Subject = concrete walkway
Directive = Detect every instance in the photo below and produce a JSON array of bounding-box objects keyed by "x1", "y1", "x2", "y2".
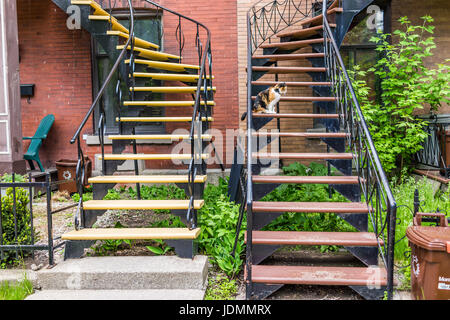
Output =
[{"x1": 25, "y1": 255, "x2": 208, "y2": 300}]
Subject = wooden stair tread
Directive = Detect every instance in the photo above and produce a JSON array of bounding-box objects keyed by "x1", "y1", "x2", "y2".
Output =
[
  {"x1": 83, "y1": 199, "x2": 204, "y2": 210},
  {"x1": 123, "y1": 101, "x2": 215, "y2": 107},
  {"x1": 251, "y1": 96, "x2": 335, "y2": 102},
  {"x1": 260, "y1": 38, "x2": 324, "y2": 50},
  {"x1": 99, "y1": 154, "x2": 209, "y2": 160},
  {"x1": 252, "y1": 132, "x2": 347, "y2": 138},
  {"x1": 130, "y1": 87, "x2": 216, "y2": 93},
  {"x1": 107, "y1": 134, "x2": 212, "y2": 140},
  {"x1": 126, "y1": 59, "x2": 199, "y2": 72},
  {"x1": 249, "y1": 231, "x2": 383, "y2": 246},
  {"x1": 300, "y1": 7, "x2": 344, "y2": 27},
  {"x1": 252, "y1": 66, "x2": 326, "y2": 74},
  {"x1": 252, "y1": 201, "x2": 369, "y2": 213},
  {"x1": 116, "y1": 116, "x2": 213, "y2": 123},
  {"x1": 89, "y1": 175, "x2": 207, "y2": 184},
  {"x1": 252, "y1": 53, "x2": 325, "y2": 61},
  {"x1": 252, "y1": 81, "x2": 331, "y2": 87},
  {"x1": 276, "y1": 24, "x2": 336, "y2": 39},
  {"x1": 253, "y1": 152, "x2": 353, "y2": 160},
  {"x1": 251, "y1": 113, "x2": 339, "y2": 119},
  {"x1": 62, "y1": 228, "x2": 201, "y2": 241},
  {"x1": 249, "y1": 265, "x2": 388, "y2": 286},
  {"x1": 106, "y1": 31, "x2": 159, "y2": 50},
  {"x1": 117, "y1": 45, "x2": 180, "y2": 61},
  {"x1": 252, "y1": 175, "x2": 359, "y2": 184},
  {"x1": 74, "y1": 0, "x2": 130, "y2": 34},
  {"x1": 133, "y1": 72, "x2": 214, "y2": 82}
]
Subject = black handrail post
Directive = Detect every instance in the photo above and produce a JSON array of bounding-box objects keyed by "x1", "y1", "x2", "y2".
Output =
[
  {"x1": 12, "y1": 173, "x2": 18, "y2": 259},
  {"x1": 387, "y1": 204, "x2": 396, "y2": 300},
  {"x1": 45, "y1": 173, "x2": 54, "y2": 266},
  {"x1": 245, "y1": 10, "x2": 254, "y2": 301},
  {"x1": 28, "y1": 172, "x2": 35, "y2": 261}
]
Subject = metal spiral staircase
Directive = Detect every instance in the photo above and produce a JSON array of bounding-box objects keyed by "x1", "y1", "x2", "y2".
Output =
[
  {"x1": 52, "y1": 0, "x2": 214, "y2": 259},
  {"x1": 232, "y1": 0, "x2": 398, "y2": 300}
]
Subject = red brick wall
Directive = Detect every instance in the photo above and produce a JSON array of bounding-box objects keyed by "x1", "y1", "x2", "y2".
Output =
[
  {"x1": 391, "y1": 0, "x2": 450, "y2": 114},
  {"x1": 18, "y1": 0, "x2": 94, "y2": 168},
  {"x1": 18, "y1": 0, "x2": 238, "y2": 170}
]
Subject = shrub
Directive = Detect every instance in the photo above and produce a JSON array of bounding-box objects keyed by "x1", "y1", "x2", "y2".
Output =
[
  {"x1": 352, "y1": 16, "x2": 450, "y2": 178},
  {"x1": 0, "y1": 187, "x2": 33, "y2": 266},
  {"x1": 198, "y1": 178, "x2": 244, "y2": 277}
]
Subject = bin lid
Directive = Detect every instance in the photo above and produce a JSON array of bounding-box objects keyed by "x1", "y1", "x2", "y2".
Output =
[{"x1": 406, "y1": 226, "x2": 450, "y2": 253}]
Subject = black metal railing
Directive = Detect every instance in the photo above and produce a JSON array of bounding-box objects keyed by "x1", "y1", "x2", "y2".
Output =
[
  {"x1": 0, "y1": 174, "x2": 77, "y2": 266},
  {"x1": 415, "y1": 115, "x2": 450, "y2": 178},
  {"x1": 321, "y1": 0, "x2": 397, "y2": 299},
  {"x1": 70, "y1": 0, "x2": 213, "y2": 230},
  {"x1": 248, "y1": 0, "x2": 326, "y2": 54}
]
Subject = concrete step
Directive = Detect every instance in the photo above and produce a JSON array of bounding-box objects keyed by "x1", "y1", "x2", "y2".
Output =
[
  {"x1": 35, "y1": 256, "x2": 208, "y2": 290},
  {"x1": 26, "y1": 289, "x2": 205, "y2": 300}
]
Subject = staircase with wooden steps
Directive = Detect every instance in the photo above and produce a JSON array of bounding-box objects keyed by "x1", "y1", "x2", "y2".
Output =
[
  {"x1": 52, "y1": 0, "x2": 216, "y2": 260},
  {"x1": 230, "y1": 0, "x2": 397, "y2": 300}
]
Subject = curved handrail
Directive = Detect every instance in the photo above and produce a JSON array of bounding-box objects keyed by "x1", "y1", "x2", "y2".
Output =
[
  {"x1": 322, "y1": 3, "x2": 395, "y2": 208},
  {"x1": 247, "y1": 0, "x2": 322, "y2": 54},
  {"x1": 70, "y1": 0, "x2": 135, "y2": 144}
]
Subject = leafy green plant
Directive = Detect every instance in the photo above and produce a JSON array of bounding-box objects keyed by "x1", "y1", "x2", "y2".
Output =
[
  {"x1": 1, "y1": 174, "x2": 28, "y2": 183},
  {"x1": 91, "y1": 222, "x2": 132, "y2": 255},
  {"x1": 103, "y1": 189, "x2": 121, "y2": 200},
  {"x1": 71, "y1": 192, "x2": 93, "y2": 203},
  {"x1": 146, "y1": 239, "x2": 173, "y2": 255},
  {"x1": 167, "y1": 177, "x2": 244, "y2": 277},
  {"x1": 204, "y1": 273, "x2": 238, "y2": 300},
  {"x1": 198, "y1": 185, "x2": 244, "y2": 277},
  {"x1": 352, "y1": 16, "x2": 450, "y2": 178},
  {"x1": 0, "y1": 187, "x2": 34, "y2": 265},
  {"x1": 262, "y1": 162, "x2": 354, "y2": 235}
]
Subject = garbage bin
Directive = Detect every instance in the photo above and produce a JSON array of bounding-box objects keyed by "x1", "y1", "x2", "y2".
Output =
[
  {"x1": 55, "y1": 157, "x2": 92, "y2": 194},
  {"x1": 406, "y1": 212, "x2": 450, "y2": 300}
]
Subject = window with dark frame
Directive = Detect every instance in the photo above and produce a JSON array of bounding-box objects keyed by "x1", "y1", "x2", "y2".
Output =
[
  {"x1": 92, "y1": 9, "x2": 165, "y2": 135},
  {"x1": 312, "y1": 2, "x2": 391, "y2": 129}
]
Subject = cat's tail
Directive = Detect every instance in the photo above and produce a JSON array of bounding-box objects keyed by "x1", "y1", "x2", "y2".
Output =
[{"x1": 240, "y1": 112, "x2": 248, "y2": 121}]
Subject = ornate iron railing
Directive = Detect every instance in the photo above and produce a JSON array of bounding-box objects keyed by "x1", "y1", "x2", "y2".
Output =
[
  {"x1": 0, "y1": 173, "x2": 77, "y2": 266},
  {"x1": 248, "y1": 0, "x2": 325, "y2": 54},
  {"x1": 322, "y1": 0, "x2": 397, "y2": 299}
]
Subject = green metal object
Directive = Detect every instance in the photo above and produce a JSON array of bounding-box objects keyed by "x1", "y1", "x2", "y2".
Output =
[{"x1": 23, "y1": 114, "x2": 55, "y2": 172}]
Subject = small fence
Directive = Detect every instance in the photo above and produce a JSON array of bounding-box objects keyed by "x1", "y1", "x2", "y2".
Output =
[
  {"x1": 0, "y1": 173, "x2": 76, "y2": 266},
  {"x1": 415, "y1": 116, "x2": 450, "y2": 178}
]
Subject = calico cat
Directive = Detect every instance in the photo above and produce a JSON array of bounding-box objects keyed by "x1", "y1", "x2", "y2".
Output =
[{"x1": 241, "y1": 82, "x2": 287, "y2": 121}]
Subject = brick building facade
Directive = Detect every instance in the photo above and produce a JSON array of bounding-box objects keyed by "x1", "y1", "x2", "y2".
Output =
[
  {"x1": 17, "y1": 0, "x2": 238, "y2": 172},
  {"x1": 0, "y1": 0, "x2": 447, "y2": 173}
]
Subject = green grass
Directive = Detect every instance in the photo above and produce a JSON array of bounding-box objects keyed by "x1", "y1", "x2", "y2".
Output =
[
  {"x1": 204, "y1": 272, "x2": 238, "y2": 300},
  {"x1": 0, "y1": 278, "x2": 34, "y2": 300}
]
